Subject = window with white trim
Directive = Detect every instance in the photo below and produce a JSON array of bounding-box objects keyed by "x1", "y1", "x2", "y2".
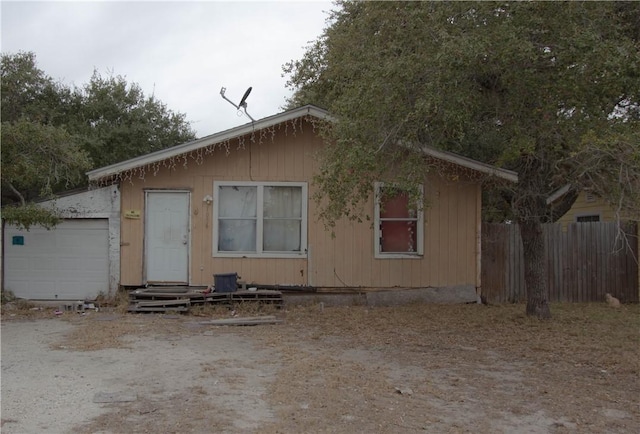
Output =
[
  {"x1": 213, "y1": 182, "x2": 307, "y2": 257},
  {"x1": 374, "y1": 183, "x2": 424, "y2": 258}
]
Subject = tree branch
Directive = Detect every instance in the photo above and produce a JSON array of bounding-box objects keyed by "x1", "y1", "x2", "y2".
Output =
[{"x1": 5, "y1": 181, "x2": 26, "y2": 207}]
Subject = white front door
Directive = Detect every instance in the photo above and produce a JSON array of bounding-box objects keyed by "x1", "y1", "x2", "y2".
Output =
[{"x1": 145, "y1": 191, "x2": 190, "y2": 284}]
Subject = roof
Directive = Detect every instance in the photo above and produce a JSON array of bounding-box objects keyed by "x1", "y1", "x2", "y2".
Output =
[
  {"x1": 546, "y1": 184, "x2": 572, "y2": 205},
  {"x1": 419, "y1": 146, "x2": 517, "y2": 183},
  {"x1": 87, "y1": 105, "x2": 331, "y2": 182},
  {"x1": 87, "y1": 104, "x2": 517, "y2": 183}
]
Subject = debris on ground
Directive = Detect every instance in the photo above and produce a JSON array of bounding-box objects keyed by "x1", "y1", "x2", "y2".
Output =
[
  {"x1": 127, "y1": 287, "x2": 283, "y2": 313},
  {"x1": 195, "y1": 315, "x2": 283, "y2": 326}
]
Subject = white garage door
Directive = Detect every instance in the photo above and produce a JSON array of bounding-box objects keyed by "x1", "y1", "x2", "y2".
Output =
[{"x1": 4, "y1": 219, "x2": 109, "y2": 300}]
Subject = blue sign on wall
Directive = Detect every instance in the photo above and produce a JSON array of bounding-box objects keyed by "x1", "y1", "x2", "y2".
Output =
[{"x1": 12, "y1": 236, "x2": 24, "y2": 246}]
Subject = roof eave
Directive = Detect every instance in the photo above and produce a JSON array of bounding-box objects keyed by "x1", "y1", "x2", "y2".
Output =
[
  {"x1": 420, "y1": 146, "x2": 518, "y2": 183},
  {"x1": 87, "y1": 105, "x2": 330, "y2": 182},
  {"x1": 87, "y1": 103, "x2": 515, "y2": 184},
  {"x1": 546, "y1": 183, "x2": 572, "y2": 205}
]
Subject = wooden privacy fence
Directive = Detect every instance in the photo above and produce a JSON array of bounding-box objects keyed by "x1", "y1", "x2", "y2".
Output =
[{"x1": 481, "y1": 221, "x2": 639, "y2": 304}]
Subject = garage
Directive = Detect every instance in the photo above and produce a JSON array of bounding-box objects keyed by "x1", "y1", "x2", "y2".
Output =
[{"x1": 4, "y1": 219, "x2": 110, "y2": 300}]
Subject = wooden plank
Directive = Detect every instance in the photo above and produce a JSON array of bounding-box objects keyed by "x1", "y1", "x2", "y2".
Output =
[
  {"x1": 127, "y1": 306, "x2": 189, "y2": 313},
  {"x1": 592, "y1": 222, "x2": 600, "y2": 302},
  {"x1": 629, "y1": 222, "x2": 640, "y2": 302},
  {"x1": 130, "y1": 291, "x2": 207, "y2": 299},
  {"x1": 567, "y1": 223, "x2": 577, "y2": 302},
  {"x1": 598, "y1": 222, "x2": 607, "y2": 299},
  {"x1": 506, "y1": 224, "x2": 513, "y2": 303},
  {"x1": 481, "y1": 221, "x2": 639, "y2": 304},
  {"x1": 545, "y1": 224, "x2": 554, "y2": 302},
  {"x1": 620, "y1": 222, "x2": 637, "y2": 302},
  {"x1": 561, "y1": 224, "x2": 568, "y2": 301},
  {"x1": 93, "y1": 392, "x2": 137, "y2": 403},
  {"x1": 584, "y1": 223, "x2": 592, "y2": 302},
  {"x1": 134, "y1": 287, "x2": 197, "y2": 294},
  {"x1": 134, "y1": 299, "x2": 191, "y2": 307},
  {"x1": 200, "y1": 315, "x2": 277, "y2": 322},
  {"x1": 197, "y1": 316, "x2": 283, "y2": 326},
  {"x1": 612, "y1": 222, "x2": 622, "y2": 302},
  {"x1": 514, "y1": 223, "x2": 524, "y2": 303},
  {"x1": 593, "y1": 222, "x2": 602, "y2": 301},
  {"x1": 576, "y1": 223, "x2": 584, "y2": 302},
  {"x1": 550, "y1": 224, "x2": 562, "y2": 302}
]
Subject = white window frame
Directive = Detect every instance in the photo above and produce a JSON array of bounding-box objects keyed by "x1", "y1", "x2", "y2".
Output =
[
  {"x1": 374, "y1": 182, "x2": 424, "y2": 259},
  {"x1": 212, "y1": 181, "x2": 307, "y2": 258}
]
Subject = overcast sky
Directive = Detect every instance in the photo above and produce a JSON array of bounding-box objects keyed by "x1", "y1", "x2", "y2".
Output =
[{"x1": 1, "y1": 1, "x2": 332, "y2": 138}]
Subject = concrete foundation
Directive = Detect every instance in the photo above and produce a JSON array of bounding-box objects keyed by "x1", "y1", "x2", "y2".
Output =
[{"x1": 283, "y1": 286, "x2": 478, "y2": 307}]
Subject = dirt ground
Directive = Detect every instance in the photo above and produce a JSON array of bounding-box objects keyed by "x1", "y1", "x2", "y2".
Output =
[{"x1": 2, "y1": 301, "x2": 639, "y2": 434}]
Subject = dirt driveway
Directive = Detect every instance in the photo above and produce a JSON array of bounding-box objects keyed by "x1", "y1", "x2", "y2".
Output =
[{"x1": 2, "y1": 302, "x2": 639, "y2": 433}]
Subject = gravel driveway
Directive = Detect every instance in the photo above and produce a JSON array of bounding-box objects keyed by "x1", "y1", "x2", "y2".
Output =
[
  {"x1": 1, "y1": 315, "x2": 278, "y2": 433},
  {"x1": 2, "y1": 303, "x2": 638, "y2": 433}
]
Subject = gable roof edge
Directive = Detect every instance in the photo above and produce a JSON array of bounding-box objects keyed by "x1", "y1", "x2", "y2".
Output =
[
  {"x1": 546, "y1": 183, "x2": 572, "y2": 204},
  {"x1": 87, "y1": 105, "x2": 330, "y2": 182},
  {"x1": 87, "y1": 103, "x2": 515, "y2": 184},
  {"x1": 420, "y1": 146, "x2": 518, "y2": 182}
]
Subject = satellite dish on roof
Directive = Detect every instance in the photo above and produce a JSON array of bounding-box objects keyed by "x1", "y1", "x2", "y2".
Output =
[
  {"x1": 238, "y1": 87, "x2": 252, "y2": 110},
  {"x1": 220, "y1": 86, "x2": 255, "y2": 122}
]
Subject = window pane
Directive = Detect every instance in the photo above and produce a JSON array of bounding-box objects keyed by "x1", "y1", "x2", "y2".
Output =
[
  {"x1": 264, "y1": 186, "x2": 302, "y2": 218},
  {"x1": 214, "y1": 183, "x2": 306, "y2": 256},
  {"x1": 380, "y1": 221, "x2": 418, "y2": 253},
  {"x1": 219, "y1": 186, "x2": 256, "y2": 218},
  {"x1": 264, "y1": 220, "x2": 301, "y2": 251},
  {"x1": 380, "y1": 191, "x2": 416, "y2": 218},
  {"x1": 219, "y1": 220, "x2": 256, "y2": 251}
]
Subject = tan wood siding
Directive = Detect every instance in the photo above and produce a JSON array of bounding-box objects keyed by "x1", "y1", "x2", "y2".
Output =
[
  {"x1": 119, "y1": 182, "x2": 145, "y2": 286},
  {"x1": 557, "y1": 191, "x2": 615, "y2": 227},
  {"x1": 306, "y1": 175, "x2": 479, "y2": 289},
  {"x1": 118, "y1": 119, "x2": 481, "y2": 289}
]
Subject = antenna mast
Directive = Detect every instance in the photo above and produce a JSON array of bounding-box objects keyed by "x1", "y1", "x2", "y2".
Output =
[{"x1": 220, "y1": 87, "x2": 255, "y2": 122}]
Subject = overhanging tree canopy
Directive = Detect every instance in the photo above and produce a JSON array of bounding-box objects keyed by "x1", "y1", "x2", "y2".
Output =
[
  {"x1": 1, "y1": 52, "x2": 90, "y2": 228},
  {"x1": 284, "y1": 1, "x2": 640, "y2": 318},
  {"x1": 1, "y1": 51, "x2": 197, "y2": 228},
  {"x1": 69, "y1": 71, "x2": 197, "y2": 169}
]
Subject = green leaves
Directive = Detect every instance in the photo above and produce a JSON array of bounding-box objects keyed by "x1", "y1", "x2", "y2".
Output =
[
  {"x1": 1, "y1": 52, "x2": 196, "y2": 229},
  {"x1": 285, "y1": 1, "x2": 640, "y2": 225},
  {"x1": 70, "y1": 71, "x2": 197, "y2": 168},
  {"x1": 1, "y1": 51, "x2": 68, "y2": 126},
  {"x1": 1, "y1": 204, "x2": 61, "y2": 231},
  {"x1": 1, "y1": 119, "x2": 90, "y2": 203}
]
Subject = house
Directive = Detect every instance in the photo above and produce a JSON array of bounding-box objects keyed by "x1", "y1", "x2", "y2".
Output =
[
  {"x1": 3, "y1": 185, "x2": 120, "y2": 300},
  {"x1": 544, "y1": 184, "x2": 639, "y2": 302},
  {"x1": 547, "y1": 185, "x2": 619, "y2": 226},
  {"x1": 87, "y1": 105, "x2": 516, "y2": 302}
]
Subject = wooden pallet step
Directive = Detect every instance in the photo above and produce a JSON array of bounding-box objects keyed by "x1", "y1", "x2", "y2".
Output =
[
  {"x1": 130, "y1": 292, "x2": 207, "y2": 299},
  {"x1": 230, "y1": 299, "x2": 284, "y2": 303},
  {"x1": 134, "y1": 299, "x2": 191, "y2": 308},
  {"x1": 127, "y1": 288, "x2": 283, "y2": 313},
  {"x1": 136, "y1": 287, "x2": 193, "y2": 293}
]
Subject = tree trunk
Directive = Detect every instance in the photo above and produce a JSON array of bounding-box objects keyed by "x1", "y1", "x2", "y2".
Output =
[{"x1": 520, "y1": 220, "x2": 551, "y2": 319}]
